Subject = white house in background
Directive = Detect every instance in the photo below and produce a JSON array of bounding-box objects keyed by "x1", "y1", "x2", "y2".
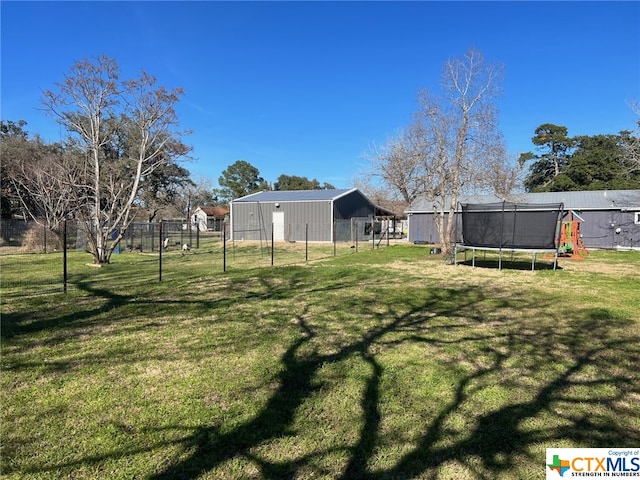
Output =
[{"x1": 191, "y1": 206, "x2": 229, "y2": 232}]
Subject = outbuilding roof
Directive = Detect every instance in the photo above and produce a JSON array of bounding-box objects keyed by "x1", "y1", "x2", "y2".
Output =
[
  {"x1": 406, "y1": 190, "x2": 640, "y2": 213},
  {"x1": 233, "y1": 189, "x2": 357, "y2": 203},
  {"x1": 195, "y1": 206, "x2": 229, "y2": 217},
  {"x1": 232, "y1": 188, "x2": 398, "y2": 217}
]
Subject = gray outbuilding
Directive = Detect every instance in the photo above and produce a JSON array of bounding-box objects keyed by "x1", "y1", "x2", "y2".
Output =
[
  {"x1": 229, "y1": 188, "x2": 393, "y2": 243},
  {"x1": 406, "y1": 190, "x2": 640, "y2": 249}
]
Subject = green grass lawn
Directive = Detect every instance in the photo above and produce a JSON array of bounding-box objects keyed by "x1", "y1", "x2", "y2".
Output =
[{"x1": 2, "y1": 245, "x2": 639, "y2": 479}]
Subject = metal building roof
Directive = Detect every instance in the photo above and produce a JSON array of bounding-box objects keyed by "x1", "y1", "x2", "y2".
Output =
[
  {"x1": 406, "y1": 190, "x2": 640, "y2": 213},
  {"x1": 233, "y1": 189, "x2": 356, "y2": 203}
]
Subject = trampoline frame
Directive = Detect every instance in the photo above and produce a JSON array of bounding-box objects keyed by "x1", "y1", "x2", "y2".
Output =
[
  {"x1": 454, "y1": 244, "x2": 559, "y2": 271},
  {"x1": 453, "y1": 201, "x2": 564, "y2": 271}
]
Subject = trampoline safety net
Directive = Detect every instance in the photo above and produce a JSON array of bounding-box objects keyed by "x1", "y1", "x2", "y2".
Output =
[{"x1": 460, "y1": 202, "x2": 564, "y2": 250}]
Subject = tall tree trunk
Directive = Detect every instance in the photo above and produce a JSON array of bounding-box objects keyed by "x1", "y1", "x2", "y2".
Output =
[{"x1": 92, "y1": 147, "x2": 106, "y2": 263}]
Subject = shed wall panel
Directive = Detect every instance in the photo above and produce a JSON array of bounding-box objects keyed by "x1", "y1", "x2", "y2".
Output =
[
  {"x1": 231, "y1": 202, "x2": 270, "y2": 241},
  {"x1": 409, "y1": 210, "x2": 640, "y2": 249},
  {"x1": 283, "y1": 200, "x2": 333, "y2": 242},
  {"x1": 577, "y1": 210, "x2": 640, "y2": 249},
  {"x1": 407, "y1": 213, "x2": 453, "y2": 244},
  {"x1": 231, "y1": 200, "x2": 334, "y2": 242},
  {"x1": 230, "y1": 189, "x2": 383, "y2": 243},
  {"x1": 334, "y1": 191, "x2": 374, "y2": 219}
]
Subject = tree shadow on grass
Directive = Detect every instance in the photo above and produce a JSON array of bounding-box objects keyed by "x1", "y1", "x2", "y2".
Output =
[
  {"x1": 145, "y1": 277, "x2": 638, "y2": 479},
  {"x1": 383, "y1": 307, "x2": 639, "y2": 479},
  {"x1": 4, "y1": 266, "x2": 639, "y2": 479},
  {"x1": 376, "y1": 330, "x2": 638, "y2": 479},
  {"x1": 142, "y1": 283, "x2": 488, "y2": 480},
  {"x1": 0, "y1": 280, "x2": 132, "y2": 341}
]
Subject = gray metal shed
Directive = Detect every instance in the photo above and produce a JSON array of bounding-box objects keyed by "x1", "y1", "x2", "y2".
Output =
[
  {"x1": 229, "y1": 188, "x2": 381, "y2": 242},
  {"x1": 406, "y1": 190, "x2": 640, "y2": 249}
]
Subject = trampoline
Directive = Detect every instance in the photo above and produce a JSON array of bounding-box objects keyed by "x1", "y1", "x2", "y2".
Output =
[{"x1": 454, "y1": 201, "x2": 564, "y2": 271}]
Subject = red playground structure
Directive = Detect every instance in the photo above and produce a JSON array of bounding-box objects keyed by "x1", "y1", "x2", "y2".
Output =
[{"x1": 558, "y1": 210, "x2": 588, "y2": 259}]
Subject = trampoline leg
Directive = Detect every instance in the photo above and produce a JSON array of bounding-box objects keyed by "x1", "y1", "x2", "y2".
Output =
[
  {"x1": 532, "y1": 253, "x2": 536, "y2": 271},
  {"x1": 472, "y1": 249, "x2": 476, "y2": 267}
]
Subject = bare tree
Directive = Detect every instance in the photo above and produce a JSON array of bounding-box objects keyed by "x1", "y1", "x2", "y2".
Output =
[
  {"x1": 480, "y1": 153, "x2": 523, "y2": 198},
  {"x1": 10, "y1": 142, "x2": 83, "y2": 230},
  {"x1": 358, "y1": 49, "x2": 509, "y2": 252},
  {"x1": 416, "y1": 49, "x2": 506, "y2": 252},
  {"x1": 415, "y1": 48, "x2": 506, "y2": 253},
  {"x1": 1, "y1": 122, "x2": 82, "y2": 229},
  {"x1": 361, "y1": 124, "x2": 427, "y2": 205},
  {"x1": 1, "y1": 123, "x2": 37, "y2": 219},
  {"x1": 41, "y1": 55, "x2": 191, "y2": 263},
  {"x1": 621, "y1": 101, "x2": 640, "y2": 174}
]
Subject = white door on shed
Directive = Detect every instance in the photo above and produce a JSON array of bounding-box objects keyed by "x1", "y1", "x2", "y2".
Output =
[{"x1": 273, "y1": 211, "x2": 285, "y2": 241}]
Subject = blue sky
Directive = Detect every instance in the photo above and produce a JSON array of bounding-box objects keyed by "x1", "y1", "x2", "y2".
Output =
[{"x1": 2, "y1": 1, "x2": 639, "y2": 189}]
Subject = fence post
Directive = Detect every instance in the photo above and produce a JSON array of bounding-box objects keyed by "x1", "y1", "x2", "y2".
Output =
[
  {"x1": 371, "y1": 220, "x2": 375, "y2": 250},
  {"x1": 223, "y1": 222, "x2": 227, "y2": 272},
  {"x1": 271, "y1": 223, "x2": 274, "y2": 266},
  {"x1": 351, "y1": 218, "x2": 355, "y2": 246},
  {"x1": 159, "y1": 221, "x2": 163, "y2": 282},
  {"x1": 63, "y1": 219, "x2": 67, "y2": 293},
  {"x1": 333, "y1": 221, "x2": 336, "y2": 257},
  {"x1": 305, "y1": 223, "x2": 308, "y2": 262},
  {"x1": 355, "y1": 221, "x2": 358, "y2": 253}
]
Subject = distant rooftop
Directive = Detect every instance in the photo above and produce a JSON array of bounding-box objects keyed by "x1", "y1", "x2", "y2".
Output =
[
  {"x1": 406, "y1": 190, "x2": 640, "y2": 212},
  {"x1": 233, "y1": 189, "x2": 356, "y2": 203},
  {"x1": 196, "y1": 206, "x2": 229, "y2": 216}
]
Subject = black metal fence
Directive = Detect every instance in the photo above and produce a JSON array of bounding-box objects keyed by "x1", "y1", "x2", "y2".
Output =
[
  {"x1": 0, "y1": 219, "x2": 406, "y2": 297},
  {"x1": 0, "y1": 219, "x2": 79, "y2": 295},
  {"x1": 0, "y1": 219, "x2": 84, "y2": 254},
  {"x1": 119, "y1": 221, "x2": 201, "y2": 253}
]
